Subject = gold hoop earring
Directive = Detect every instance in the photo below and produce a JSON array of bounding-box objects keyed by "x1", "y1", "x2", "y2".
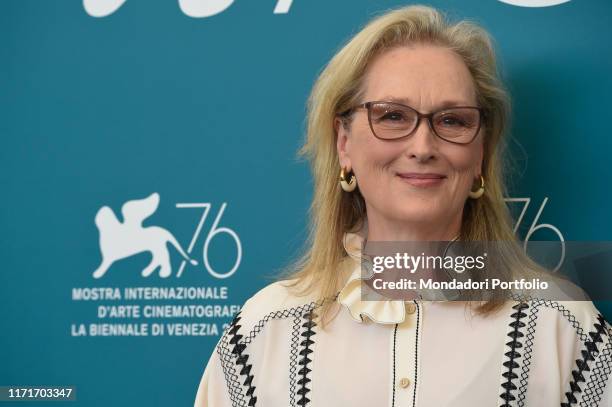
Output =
[
  {"x1": 469, "y1": 175, "x2": 485, "y2": 199},
  {"x1": 340, "y1": 166, "x2": 357, "y2": 192}
]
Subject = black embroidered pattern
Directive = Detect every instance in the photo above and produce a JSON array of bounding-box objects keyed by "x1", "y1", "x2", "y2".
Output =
[
  {"x1": 216, "y1": 296, "x2": 332, "y2": 407},
  {"x1": 229, "y1": 312, "x2": 257, "y2": 406},
  {"x1": 561, "y1": 314, "x2": 609, "y2": 406},
  {"x1": 412, "y1": 301, "x2": 420, "y2": 407},
  {"x1": 216, "y1": 312, "x2": 255, "y2": 407},
  {"x1": 516, "y1": 303, "x2": 539, "y2": 407},
  {"x1": 391, "y1": 323, "x2": 398, "y2": 407},
  {"x1": 500, "y1": 301, "x2": 529, "y2": 407},
  {"x1": 579, "y1": 340, "x2": 612, "y2": 406},
  {"x1": 504, "y1": 295, "x2": 612, "y2": 407},
  {"x1": 509, "y1": 294, "x2": 588, "y2": 340},
  {"x1": 241, "y1": 298, "x2": 330, "y2": 345},
  {"x1": 514, "y1": 297, "x2": 592, "y2": 406},
  {"x1": 297, "y1": 309, "x2": 318, "y2": 406},
  {"x1": 289, "y1": 315, "x2": 301, "y2": 407}
]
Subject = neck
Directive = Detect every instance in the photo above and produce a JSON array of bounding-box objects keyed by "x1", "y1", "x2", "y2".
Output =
[{"x1": 365, "y1": 211, "x2": 462, "y2": 242}]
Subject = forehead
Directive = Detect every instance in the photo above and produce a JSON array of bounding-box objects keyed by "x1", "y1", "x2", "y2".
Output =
[{"x1": 362, "y1": 45, "x2": 477, "y2": 107}]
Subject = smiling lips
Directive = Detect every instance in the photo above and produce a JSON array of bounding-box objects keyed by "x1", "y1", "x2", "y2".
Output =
[{"x1": 396, "y1": 172, "x2": 446, "y2": 187}]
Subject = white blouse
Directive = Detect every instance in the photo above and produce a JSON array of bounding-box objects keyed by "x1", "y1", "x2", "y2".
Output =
[{"x1": 194, "y1": 229, "x2": 612, "y2": 407}]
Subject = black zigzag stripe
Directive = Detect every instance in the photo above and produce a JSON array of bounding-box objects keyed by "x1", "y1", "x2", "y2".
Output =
[
  {"x1": 500, "y1": 302, "x2": 529, "y2": 407},
  {"x1": 229, "y1": 312, "x2": 258, "y2": 406},
  {"x1": 561, "y1": 314, "x2": 609, "y2": 407},
  {"x1": 297, "y1": 309, "x2": 318, "y2": 406}
]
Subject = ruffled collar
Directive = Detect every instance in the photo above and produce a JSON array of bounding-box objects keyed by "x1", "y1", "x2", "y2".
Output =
[
  {"x1": 337, "y1": 220, "x2": 411, "y2": 325},
  {"x1": 336, "y1": 220, "x2": 459, "y2": 324}
]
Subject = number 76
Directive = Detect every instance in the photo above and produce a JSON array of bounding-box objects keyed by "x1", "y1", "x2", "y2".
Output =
[{"x1": 505, "y1": 197, "x2": 565, "y2": 272}]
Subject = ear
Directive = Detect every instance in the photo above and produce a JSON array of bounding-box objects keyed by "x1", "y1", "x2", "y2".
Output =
[
  {"x1": 335, "y1": 116, "x2": 352, "y2": 170},
  {"x1": 475, "y1": 140, "x2": 484, "y2": 177}
]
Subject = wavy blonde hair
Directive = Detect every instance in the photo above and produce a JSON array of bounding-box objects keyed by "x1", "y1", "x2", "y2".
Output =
[{"x1": 280, "y1": 4, "x2": 541, "y2": 327}]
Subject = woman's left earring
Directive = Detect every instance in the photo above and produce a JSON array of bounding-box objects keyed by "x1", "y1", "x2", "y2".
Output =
[
  {"x1": 340, "y1": 166, "x2": 357, "y2": 192},
  {"x1": 469, "y1": 175, "x2": 485, "y2": 199}
]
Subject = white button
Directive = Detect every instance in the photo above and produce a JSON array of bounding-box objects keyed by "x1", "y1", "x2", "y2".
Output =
[
  {"x1": 398, "y1": 377, "x2": 411, "y2": 388},
  {"x1": 405, "y1": 303, "x2": 416, "y2": 314}
]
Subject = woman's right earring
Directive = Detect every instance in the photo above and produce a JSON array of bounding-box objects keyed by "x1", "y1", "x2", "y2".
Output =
[{"x1": 340, "y1": 166, "x2": 357, "y2": 192}]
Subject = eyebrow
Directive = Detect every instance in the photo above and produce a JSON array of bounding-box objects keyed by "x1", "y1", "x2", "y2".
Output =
[{"x1": 375, "y1": 96, "x2": 475, "y2": 109}]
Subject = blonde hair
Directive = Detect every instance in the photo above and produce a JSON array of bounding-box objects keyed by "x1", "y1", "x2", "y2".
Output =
[{"x1": 279, "y1": 4, "x2": 541, "y2": 327}]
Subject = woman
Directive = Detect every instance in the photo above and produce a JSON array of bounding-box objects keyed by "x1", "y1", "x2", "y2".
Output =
[{"x1": 195, "y1": 5, "x2": 611, "y2": 406}]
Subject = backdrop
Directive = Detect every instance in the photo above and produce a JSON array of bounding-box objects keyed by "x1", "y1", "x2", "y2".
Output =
[{"x1": 2, "y1": 0, "x2": 611, "y2": 406}]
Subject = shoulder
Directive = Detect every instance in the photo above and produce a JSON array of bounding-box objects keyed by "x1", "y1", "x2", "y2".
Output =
[
  {"x1": 526, "y1": 298, "x2": 605, "y2": 323},
  {"x1": 515, "y1": 296, "x2": 611, "y2": 341},
  {"x1": 226, "y1": 278, "x2": 326, "y2": 340}
]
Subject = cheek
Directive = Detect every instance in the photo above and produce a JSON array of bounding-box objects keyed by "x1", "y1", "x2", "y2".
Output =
[
  {"x1": 445, "y1": 145, "x2": 482, "y2": 193},
  {"x1": 347, "y1": 124, "x2": 398, "y2": 172},
  {"x1": 347, "y1": 138, "x2": 398, "y2": 204},
  {"x1": 447, "y1": 142, "x2": 481, "y2": 175}
]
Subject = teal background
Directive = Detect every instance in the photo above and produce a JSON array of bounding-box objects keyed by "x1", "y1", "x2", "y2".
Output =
[{"x1": 1, "y1": 0, "x2": 611, "y2": 406}]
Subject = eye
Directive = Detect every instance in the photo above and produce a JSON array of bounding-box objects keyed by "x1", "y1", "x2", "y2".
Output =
[
  {"x1": 369, "y1": 103, "x2": 416, "y2": 130},
  {"x1": 438, "y1": 114, "x2": 467, "y2": 127},
  {"x1": 380, "y1": 111, "x2": 407, "y2": 122}
]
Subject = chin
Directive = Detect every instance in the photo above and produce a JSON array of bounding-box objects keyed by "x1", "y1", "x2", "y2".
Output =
[{"x1": 392, "y1": 207, "x2": 441, "y2": 223}]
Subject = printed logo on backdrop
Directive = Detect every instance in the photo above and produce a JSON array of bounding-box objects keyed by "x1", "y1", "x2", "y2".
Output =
[
  {"x1": 497, "y1": 0, "x2": 571, "y2": 7},
  {"x1": 71, "y1": 192, "x2": 242, "y2": 338},
  {"x1": 82, "y1": 0, "x2": 572, "y2": 18},
  {"x1": 82, "y1": 0, "x2": 294, "y2": 17},
  {"x1": 506, "y1": 197, "x2": 565, "y2": 271}
]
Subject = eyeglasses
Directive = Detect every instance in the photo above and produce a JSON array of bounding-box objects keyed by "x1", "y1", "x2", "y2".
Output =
[{"x1": 339, "y1": 101, "x2": 485, "y2": 145}]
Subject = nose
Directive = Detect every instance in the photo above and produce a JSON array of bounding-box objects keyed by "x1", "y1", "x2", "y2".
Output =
[{"x1": 405, "y1": 116, "x2": 438, "y2": 162}]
